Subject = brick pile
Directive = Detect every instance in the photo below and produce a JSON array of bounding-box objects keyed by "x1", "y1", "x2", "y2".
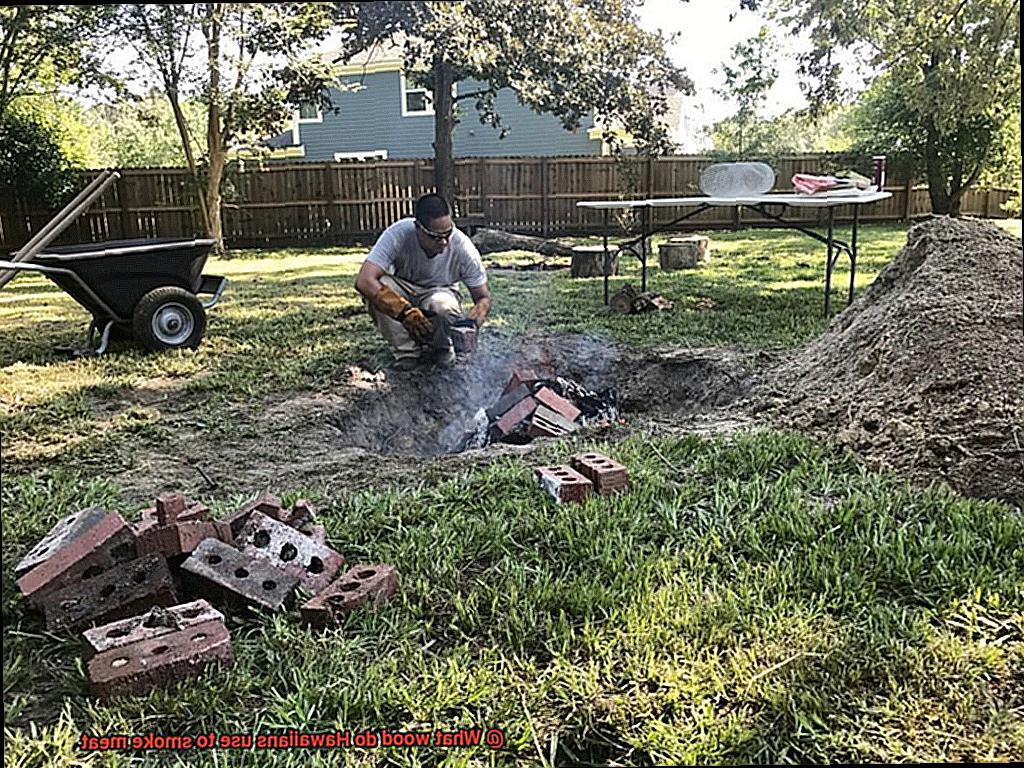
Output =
[
  {"x1": 534, "y1": 450, "x2": 630, "y2": 504},
  {"x1": 463, "y1": 367, "x2": 621, "y2": 449},
  {"x1": 15, "y1": 491, "x2": 399, "y2": 701}
]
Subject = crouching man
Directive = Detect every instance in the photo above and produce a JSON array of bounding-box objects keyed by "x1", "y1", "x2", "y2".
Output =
[{"x1": 354, "y1": 193, "x2": 491, "y2": 370}]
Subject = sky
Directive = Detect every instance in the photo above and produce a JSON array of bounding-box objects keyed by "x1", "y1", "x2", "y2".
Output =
[{"x1": 635, "y1": 0, "x2": 811, "y2": 123}]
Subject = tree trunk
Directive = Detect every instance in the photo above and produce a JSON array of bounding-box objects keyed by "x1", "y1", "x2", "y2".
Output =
[
  {"x1": 923, "y1": 118, "x2": 954, "y2": 215},
  {"x1": 204, "y1": 4, "x2": 224, "y2": 251},
  {"x1": 432, "y1": 57, "x2": 456, "y2": 211},
  {"x1": 166, "y1": 88, "x2": 211, "y2": 237}
]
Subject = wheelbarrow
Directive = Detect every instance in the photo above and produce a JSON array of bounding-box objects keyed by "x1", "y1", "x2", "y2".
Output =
[{"x1": 0, "y1": 238, "x2": 227, "y2": 354}]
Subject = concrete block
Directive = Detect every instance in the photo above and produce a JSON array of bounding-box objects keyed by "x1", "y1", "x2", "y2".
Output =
[
  {"x1": 180, "y1": 538, "x2": 298, "y2": 612},
  {"x1": 236, "y1": 511, "x2": 344, "y2": 594},
  {"x1": 450, "y1": 326, "x2": 477, "y2": 353},
  {"x1": 527, "y1": 404, "x2": 579, "y2": 439},
  {"x1": 87, "y1": 618, "x2": 234, "y2": 700},
  {"x1": 42, "y1": 554, "x2": 177, "y2": 632},
  {"x1": 493, "y1": 395, "x2": 537, "y2": 437},
  {"x1": 17, "y1": 513, "x2": 137, "y2": 605},
  {"x1": 15, "y1": 506, "x2": 107, "y2": 578},
  {"x1": 82, "y1": 600, "x2": 222, "y2": 659},
  {"x1": 300, "y1": 565, "x2": 398, "y2": 628},
  {"x1": 534, "y1": 387, "x2": 581, "y2": 423},
  {"x1": 571, "y1": 452, "x2": 630, "y2": 495},
  {"x1": 534, "y1": 465, "x2": 593, "y2": 504}
]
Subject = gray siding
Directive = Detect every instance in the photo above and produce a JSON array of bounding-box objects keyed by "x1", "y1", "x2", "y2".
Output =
[{"x1": 295, "y1": 71, "x2": 599, "y2": 160}]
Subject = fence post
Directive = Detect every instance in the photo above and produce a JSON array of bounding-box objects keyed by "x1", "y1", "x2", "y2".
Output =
[
  {"x1": 903, "y1": 177, "x2": 913, "y2": 220},
  {"x1": 478, "y1": 157, "x2": 488, "y2": 227},
  {"x1": 541, "y1": 157, "x2": 549, "y2": 237},
  {"x1": 116, "y1": 174, "x2": 134, "y2": 239},
  {"x1": 984, "y1": 188, "x2": 992, "y2": 218}
]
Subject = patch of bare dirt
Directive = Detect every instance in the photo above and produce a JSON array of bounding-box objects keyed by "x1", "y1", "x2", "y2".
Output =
[{"x1": 757, "y1": 216, "x2": 1024, "y2": 503}]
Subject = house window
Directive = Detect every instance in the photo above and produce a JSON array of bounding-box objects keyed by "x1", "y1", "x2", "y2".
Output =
[
  {"x1": 297, "y1": 103, "x2": 323, "y2": 122},
  {"x1": 400, "y1": 72, "x2": 433, "y2": 116},
  {"x1": 333, "y1": 150, "x2": 388, "y2": 161}
]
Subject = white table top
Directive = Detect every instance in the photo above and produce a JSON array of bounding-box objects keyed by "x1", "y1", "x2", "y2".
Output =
[{"x1": 576, "y1": 191, "x2": 892, "y2": 210}]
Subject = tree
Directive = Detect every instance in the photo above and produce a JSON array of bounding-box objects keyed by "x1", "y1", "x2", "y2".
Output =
[
  {"x1": 712, "y1": 26, "x2": 779, "y2": 157},
  {"x1": 87, "y1": 93, "x2": 208, "y2": 169},
  {"x1": 709, "y1": 105, "x2": 854, "y2": 157},
  {"x1": 112, "y1": 4, "x2": 339, "y2": 248},
  {"x1": 0, "y1": 105, "x2": 79, "y2": 207},
  {"x1": 331, "y1": 0, "x2": 689, "y2": 208},
  {"x1": 761, "y1": 0, "x2": 1021, "y2": 214},
  {"x1": 0, "y1": 6, "x2": 116, "y2": 124}
]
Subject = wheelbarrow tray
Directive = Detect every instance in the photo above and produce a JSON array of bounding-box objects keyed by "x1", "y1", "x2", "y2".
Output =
[{"x1": 33, "y1": 238, "x2": 217, "y2": 323}]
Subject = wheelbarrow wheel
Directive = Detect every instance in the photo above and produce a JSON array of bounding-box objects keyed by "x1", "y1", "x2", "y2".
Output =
[{"x1": 132, "y1": 286, "x2": 207, "y2": 351}]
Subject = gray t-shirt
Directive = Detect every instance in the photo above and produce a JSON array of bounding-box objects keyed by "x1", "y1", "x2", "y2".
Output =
[{"x1": 365, "y1": 218, "x2": 487, "y2": 289}]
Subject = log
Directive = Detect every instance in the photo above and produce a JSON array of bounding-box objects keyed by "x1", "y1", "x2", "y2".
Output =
[
  {"x1": 470, "y1": 228, "x2": 575, "y2": 257},
  {"x1": 658, "y1": 236, "x2": 710, "y2": 270},
  {"x1": 570, "y1": 245, "x2": 619, "y2": 278}
]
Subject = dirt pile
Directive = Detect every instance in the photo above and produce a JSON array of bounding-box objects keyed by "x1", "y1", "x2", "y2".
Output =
[{"x1": 761, "y1": 217, "x2": 1024, "y2": 502}]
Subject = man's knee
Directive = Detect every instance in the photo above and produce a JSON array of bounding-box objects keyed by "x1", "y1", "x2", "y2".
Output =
[{"x1": 420, "y1": 290, "x2": 461, "y2": 317}]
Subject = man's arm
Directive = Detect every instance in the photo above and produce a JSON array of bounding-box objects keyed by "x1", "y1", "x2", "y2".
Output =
[
  {"x1": 355, "y1": 260, "x2": 432, "y2": 340},
  {"x1": 354, "y1": 260, "x2": 388, "y2": 300},
  {"x1": 467, "y1": 281, "x2": 492, "y2": 328}
]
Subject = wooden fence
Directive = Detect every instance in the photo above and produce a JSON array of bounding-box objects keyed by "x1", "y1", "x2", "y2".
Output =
[{"x1": 1, "y1": 154, "x2": 1015, "y2": 250}]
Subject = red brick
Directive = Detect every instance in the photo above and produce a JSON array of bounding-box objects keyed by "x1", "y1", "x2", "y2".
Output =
[
  {"x1": 218, "y1": 491, "x2": 285, "y2": 537},
  {"x1": 17, "y1": 513, "x2": 137, "y2": 605},
  {"x1": 300, "y1": 565, "x2": 398, "y2": 627},
  {"x1": 285, "y1": 499, "x2": 316, "y2": 532},
  {"x1": 533, "y1": 387, "x2": 581, "y2": 423},
  {"x1": 570, "y1": 452, "x2": 630, "y2": 495},
  {"x1": 82, "y1": 599, "x2": 222, "y2": 659},
  {"x1": 486, "y1": 384, "x2": 532, "y2": 420},
  {"x1": 527, "y1": 404, "x2": 579, "y2": 438},
  {"x1": 42, "y1": 554, "x2": 177, "y2": 632},
  {"x1": 180, "y1": 538, "x2": 298, "y2": 612},
  {"x1": 137, "y1": 519, "x2": 225, "y2": 559},
  {"x1": 502, "y1": 367, "x2": 542, "y2": 395},
  {"x1": 493, "y1": 395, "x2": 537, "y2": 437},
  {"x1": 15, "y1": 506, "x2": 107, "y2": 578},
  {"x1": 306, "y1": 525, "x2": 327, "y2": 546},
  {"x1": 236, "y1": 511, "x2": 344, "y2": 594},
  {"x1": 87, "y1": 618, "x2": 234, "y2": 700},
  {"x1": 534, "y1": 465, "x2": 593, "y2": 504}
]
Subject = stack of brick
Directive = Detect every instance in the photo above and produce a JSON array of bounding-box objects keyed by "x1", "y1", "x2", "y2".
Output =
[
  {"x1": 486, "y1": 367, "x2": 587, "y2": 442},
  {"x1": 15, "y1": 491, "x2": 399, "y2": 701},
  {"x1": 533, "y1": 451, "x2": 630, "y2": 504}
]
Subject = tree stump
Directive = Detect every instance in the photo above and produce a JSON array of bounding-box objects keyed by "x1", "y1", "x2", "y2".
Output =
[
  {"x1": 570, "y1": 245, "x2": 619, "y2": 278},
  {"x1": 658, "y1": 236, "x2": 710, "y2": 270}
]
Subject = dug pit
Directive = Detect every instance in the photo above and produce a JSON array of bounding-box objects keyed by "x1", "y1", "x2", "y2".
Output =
[{"x1": 326, "y1": 333, "x2": 757, "y2": 457}]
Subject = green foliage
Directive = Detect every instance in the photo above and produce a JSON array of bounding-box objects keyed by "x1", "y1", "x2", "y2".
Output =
[
  {"x1": 712, "y1": 25, "x2": 780, "y2": 157},
  {"x1": 0, "y1": 6, "x2": 118, "y2": 123},
  {"x1": 87, "y1": 92, "x2": 207, "y2": 168},
  {"x1": 0, "y1": 105, "x2": 79, "y2": 207},
  {"x1": 710, "y1": 106, "x2": 855, "y2": 157},
  {"x1": 768, "y1": 0, "x2": 1022, "y2": 214}
]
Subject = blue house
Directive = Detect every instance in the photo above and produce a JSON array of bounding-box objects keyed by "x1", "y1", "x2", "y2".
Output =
[{"x1": 266, "y1": 44, "x2": 607, "y2": 161}]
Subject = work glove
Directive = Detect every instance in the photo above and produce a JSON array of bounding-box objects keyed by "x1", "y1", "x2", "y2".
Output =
[
  {"x1": 467, "y1": 299, "x2": 491, "y2": 328},
  {"x1": 371, "y1": 285, "x2": 411, "y2": 319},
  {"x1": 399, "y1": 306, "x2": 433, "y2": 342}
]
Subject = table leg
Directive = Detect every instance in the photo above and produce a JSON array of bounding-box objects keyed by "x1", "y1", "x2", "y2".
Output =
[
  {"x1": 641, "y1": 206, "x2": 650, "y2": 293},
  {"x1": 603, "y1": 208, "x2": 610, "y2": 305},
  {"x1": 848, "y1": 205, "x2": 859, "y2": 305},
  {"x1": 824, "y1": 207, "x2": 835, "y2": 316}
]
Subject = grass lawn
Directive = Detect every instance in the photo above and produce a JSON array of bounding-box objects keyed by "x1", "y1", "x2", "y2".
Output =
[{"x1": 2, "y1": 220, "x2": 1022, "y2": 766}]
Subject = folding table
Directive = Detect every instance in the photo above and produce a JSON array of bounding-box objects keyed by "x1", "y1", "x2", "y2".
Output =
[{"x1": 576, "y1": 191, "x2": 893, "y2": 314}]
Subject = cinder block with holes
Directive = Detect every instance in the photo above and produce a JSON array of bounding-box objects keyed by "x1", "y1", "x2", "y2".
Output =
[
  {"x1": 527, "y1": 404, "x2": 579, "y2": 438},
  {"x1": 87, "y1": 617, "x2": 234, "y2": 700},
  {"x1": 300, "y1": 565, "x2": 399, "y2": 628},
  {"x1": 571, "y1": 452, "x2": 630, "y2": 495},
  {"x1": 218, "y1": 491, "x2": 285, "y2": 537},
  {"x1": 180, "y1": 538, "x2": 298, "y2": 612},
  {"x1": 17, "y1": 513, "x2": 137, "y2": 605},
  {"x1": 15, "y1": 506, "x2": 108, "y2": 578},
  {"x1": 534, "y1": 465, "x2": 593, "y2": 504},
  {"x1": 236, "y1": 511, "x2": 343, "y2": 593},
  {"x1": 42, "y1": 553, "x2": 177, "y2": 632},
  {"x1": 533, "y1": 387, "x2": 582, "y2": 423},
  {"x1": 493, "y1": 395, "x2": 538, "y2": 437},
  {"x1": 82, "y1": 599, "x2": 222, "y2": 659}
]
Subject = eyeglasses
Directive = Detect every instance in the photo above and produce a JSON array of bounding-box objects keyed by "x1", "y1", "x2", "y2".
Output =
[{"x1": 416, "y1": 221, "x2": 454, "y2": 241}]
